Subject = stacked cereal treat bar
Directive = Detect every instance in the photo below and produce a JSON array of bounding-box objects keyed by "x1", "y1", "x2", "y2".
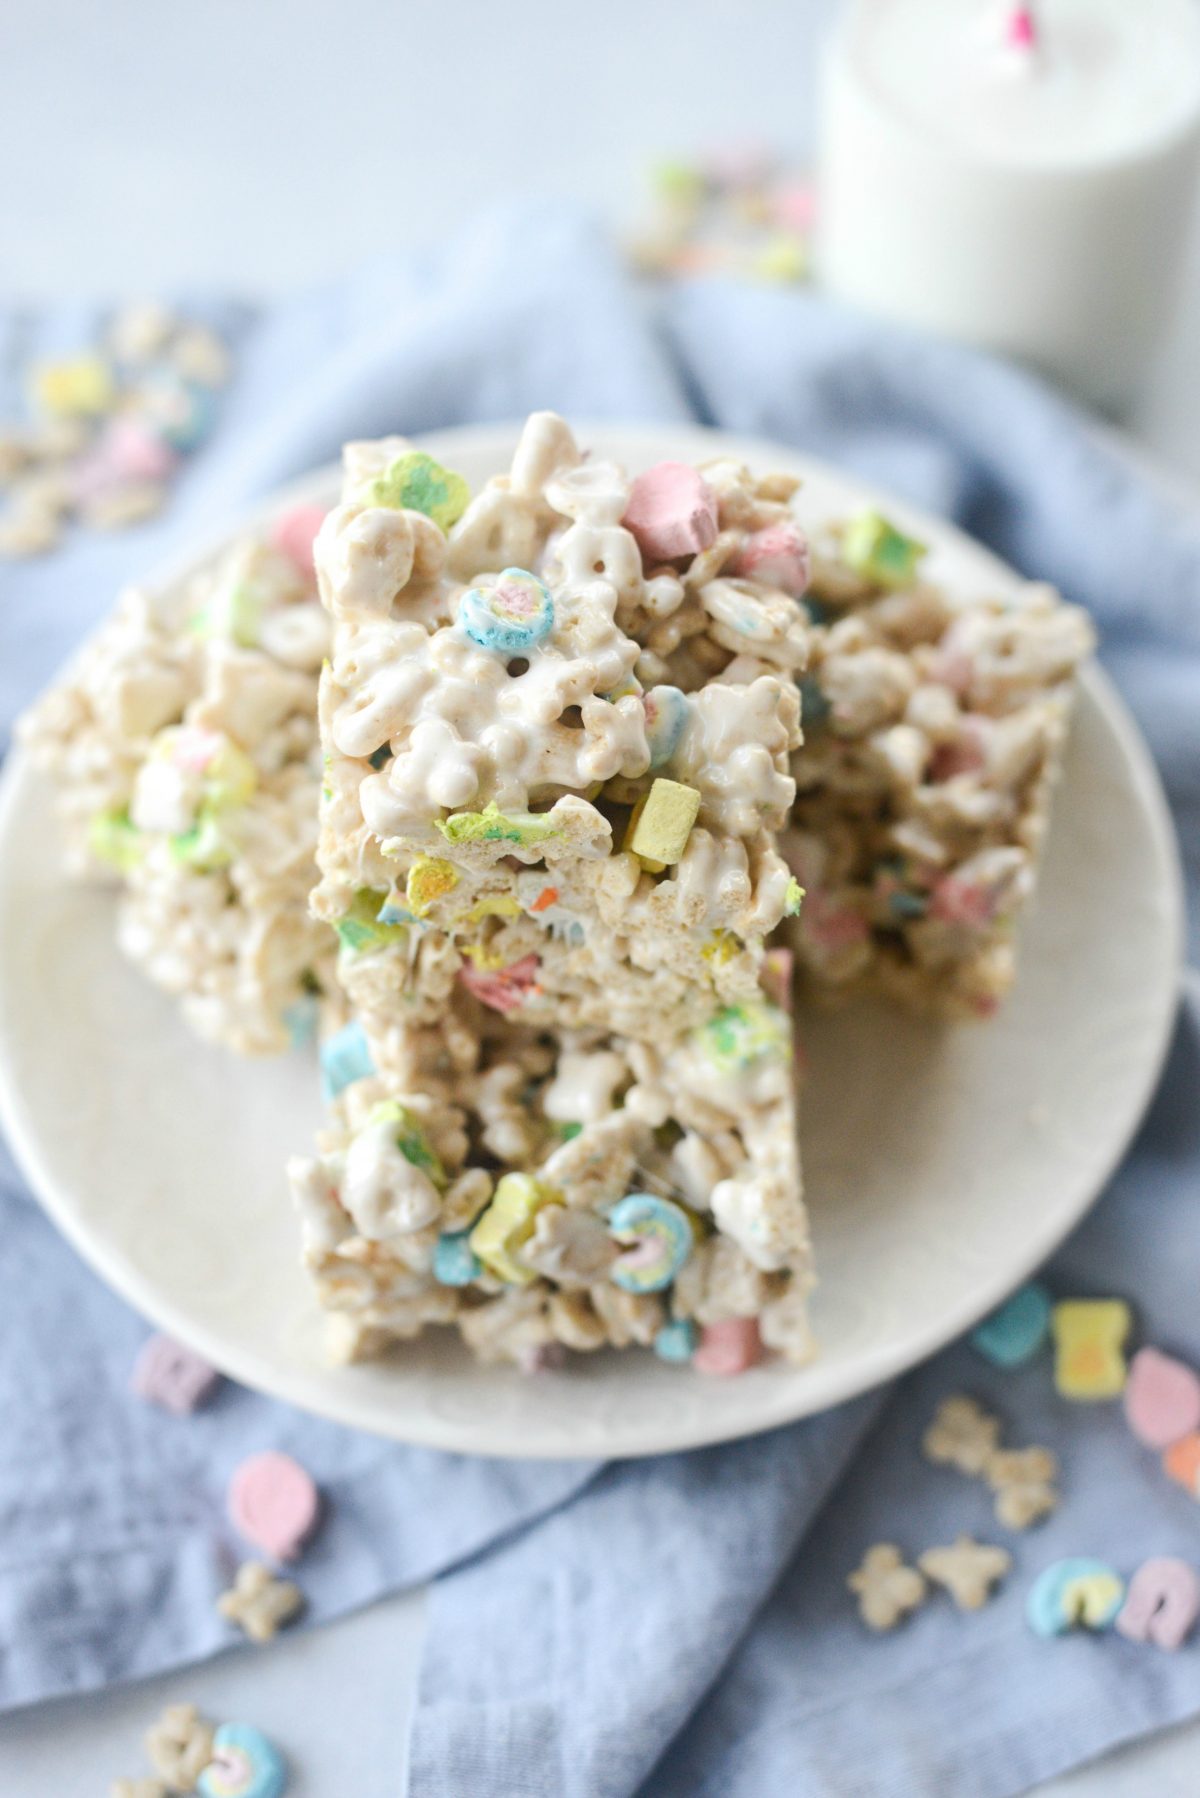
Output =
[
  {"x1": 20, "y1": 411, "x2": 1096, "y2": 1378},
  {"x1": 293, "y1": 993, "x2": 807, "y2": 1370},
  {"x1": 782, "y1": 511, "x2": 1094, "y2": 1019},
  {"x1": 288, "y1": 414, "x2": 813, "y2": 1368},
  {"x1": 20, "y1": 503, "x2": 336, "y2": 1053}
]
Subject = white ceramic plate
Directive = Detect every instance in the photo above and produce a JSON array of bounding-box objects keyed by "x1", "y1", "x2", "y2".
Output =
[{"x1": 0, "y1": 424, "x2": 1183, "y2": 1458}]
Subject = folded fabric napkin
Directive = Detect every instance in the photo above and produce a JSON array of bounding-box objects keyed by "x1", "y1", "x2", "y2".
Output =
[{"x1": 2, "y1": 202, "x2": 1199, "y2": 1798}]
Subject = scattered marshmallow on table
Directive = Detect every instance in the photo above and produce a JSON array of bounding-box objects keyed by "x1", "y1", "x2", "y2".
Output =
[
  {"x1": 1123, "y1": 1346, "x2": 1200, "y2": 1448},
  {"x1": 227, "y1": 1451, "x2": 320, "y2": 1561},
  {"x1": 1052, "y1": 1299, "x2": 1132, "y2": 1399},
  {"x1": 1163, "y1": 1432, "x2": 1200, "y2": 1498},
  {"x1": 1026, "y1": 1558, "x2": 1125, "y2": 1638},
  {"x1": 131, "y1": 1333, "x2": 221, "y2": 1415},
  {"x1": 2, "y1": 309, "x2": 232, "y2": 557},
  {"x1": 197, "y1": 1722, "x2": 288, "y2": 1798},
  {"x1": 970, "y1": 1282, "x2": 1052, "y2": 1369},
  {"x1": 848, "y1": 1544, "x2": 927, "y2": 1631},
  {"x1": 1115, "y1": 1558, "x2": 1200, "y2": 1651}
]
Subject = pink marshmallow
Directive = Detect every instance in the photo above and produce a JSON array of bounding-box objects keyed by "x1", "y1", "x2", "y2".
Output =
[
  {"x1": 131, "y1": 1332, "x2": 220, "y2": 1415},
  {"x1": 105, "y1": 416, "x2": 180, "y2": 483},
  {"x1": 759, "y1": 946, "x2": 794, "y2": 1012},
  {"x1": 1124, "y1": 1347, "x2": 1200, "y2": 1450},
  {"x1": 271, "y1": 502, "x2": 328, "y2": 582},
  {"x1": 228, "y1": 1450, "x2": 321, "y2": 1562},
  {"x1": 771, "y1": 182, "x2": 817, "y2": 236},
  {"x1": 622, "y1": 463, "x2": 718, "y2": 563},
  {"x1": 1116, "y1": 1558, "x2": 1200, "y2": 1651},
  {"x1": 458, "y1": 953, "x2": 541, "y2": 1014},
  {"x1": 694, "y1": 1317, "x2": 762, "y2": 1377},
  {"x1": 731, "y1": 522, "x2": 811, "y2": 597},
  {"x1": 930, "y1": 875, "x2": 995, "y2": 930}
]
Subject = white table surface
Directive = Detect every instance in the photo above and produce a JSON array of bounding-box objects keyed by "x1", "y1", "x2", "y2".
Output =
[{"x1": 3, "y1": 2, "x2": 1200, "y2": 1792}]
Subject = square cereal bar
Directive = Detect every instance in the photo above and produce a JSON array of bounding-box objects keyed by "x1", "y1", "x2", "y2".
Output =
[
  {"x1": 782, "y1": 511, "x2": 1094, "y2": 1018},
  {"x1": 312, "y1": 415, "x2": 807, "y2": 1060},
  {"x1": 290, "y1": 979, "x2": 810, "y2": 1369},
  {"x1": 20, "y1": 505, "x2": 336, "y2": 1052}
]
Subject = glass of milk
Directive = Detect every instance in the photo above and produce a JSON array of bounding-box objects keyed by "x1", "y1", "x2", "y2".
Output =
[{"x1": 818, "y1": 0, "x2": 1200, "y2": 410}]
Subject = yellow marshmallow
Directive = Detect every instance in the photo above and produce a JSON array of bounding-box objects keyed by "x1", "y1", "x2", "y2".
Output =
[
  {"x1": 31, "y1": 354, "x2": 115, "y2": 418},
  {"x1": 469, "y1": 1173, "x2": 561, "y2": 1285},
  {"x1": 625, "y1": 778, "x2": 701, "y2": 871},
  {"x1": 405, "y1": 855, "x2": 458, "y2": 916},
  {"x1": 1052, "y1": 1299, "x2": 1132, "y2": 1400}
]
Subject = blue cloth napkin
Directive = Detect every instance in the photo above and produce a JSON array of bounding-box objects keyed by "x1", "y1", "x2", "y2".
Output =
[{"x1": 3, "y1": 203, "x2": 1200, "y2": 1798}]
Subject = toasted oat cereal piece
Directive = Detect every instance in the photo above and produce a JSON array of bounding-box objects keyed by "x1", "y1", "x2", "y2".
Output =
[
  {"x1": 217, "y1": 1561, "x2": 304, "y2": 1643},
  {"x1": 921, "y1": 1395, "x2": 1002, "y2": 1476},
  {"x1": 145, "y1": 1702, "x2": 216, "y2": 1791},
  {"x1": 848, "y1": 1544, "x2": 927, "y2": 1631},
  {"x1": 985, "y1": 1445, "x2": 1059, "y2": 1530},
  {"x1": 111, "y1": 1780, "x2": 169, "y2": 1798},
  {"x1": 918, "y1": 1536, "x2": 1011, "y2": 1610}
]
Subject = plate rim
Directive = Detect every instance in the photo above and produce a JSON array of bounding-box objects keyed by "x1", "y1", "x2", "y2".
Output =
[{"x1": 0, "y1": 421, "x2": 1185, "y2": 1457}]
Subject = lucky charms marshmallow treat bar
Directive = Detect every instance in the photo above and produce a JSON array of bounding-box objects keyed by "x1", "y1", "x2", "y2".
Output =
[
  {"x1": 295, "y1": 413, "x2": 814, "y2": 1367},
  {"x1": 782, "y1": 511, "x2": 1094, "y2": 1019},
  {"x1": 20, "y1": 502, "x2": 335, "y2": 1053},
  {"x1": 311, "y1": 414, "x2": 808, "y2": 1064},
  {"x1": 290, "y1": 986, "x2": 809, "y2": 1372}
]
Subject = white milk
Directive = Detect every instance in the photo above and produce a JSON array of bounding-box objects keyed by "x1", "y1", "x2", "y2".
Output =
[{"x1": 818, "y1": 0, "x2": 1200, "y2": 408}]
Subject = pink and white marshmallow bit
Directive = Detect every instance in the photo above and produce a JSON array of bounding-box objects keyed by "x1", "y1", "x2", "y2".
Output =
[
  {"x1": 694, "y1": 1317, "x2": 763, "y2": 1377},
  {"x1": 458, "y1": 953, "x2": 541, "y2": 1015},
  {"x1": 228, "y1": 1450, "x2": 321, "y2": 1562},
  {"x1": 730, "y1": 521, "x2": 811, "y2": 598},
  {"x1": 131, "y1": 1332, "x2": 221, "y2": 1415},
  {"x1": 270, "y1": 502, "x2": 328, "y2": 582},
  {"x1": 622, "y1": 462, "x2": 719, "y2": 563}
]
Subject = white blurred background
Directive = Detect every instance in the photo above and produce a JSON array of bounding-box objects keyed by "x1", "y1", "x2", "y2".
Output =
[
  {"x1": 3, "y1": 0, "x2": 837, "y2": 295},
  {"x1": 5, "y1": 0, "x2": 1200, "y2": 476}
]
